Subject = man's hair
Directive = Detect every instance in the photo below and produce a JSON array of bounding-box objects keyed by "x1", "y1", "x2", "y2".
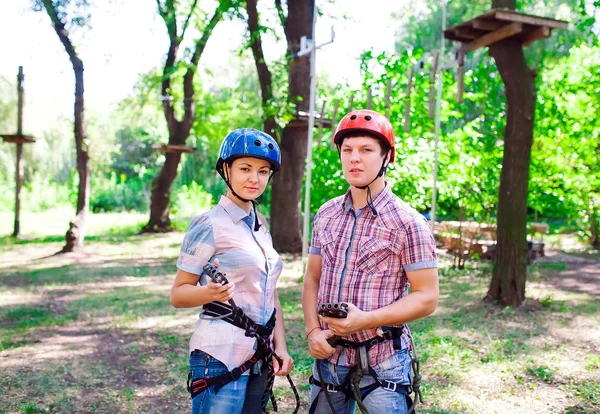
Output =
[{"x1": 338, "y1": 132, "x2": 389, "y2": 157}]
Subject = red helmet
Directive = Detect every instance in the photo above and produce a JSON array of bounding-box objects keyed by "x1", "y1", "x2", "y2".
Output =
[{"x1": 333, "y1": 109, "x2": 395, "y2": 163}]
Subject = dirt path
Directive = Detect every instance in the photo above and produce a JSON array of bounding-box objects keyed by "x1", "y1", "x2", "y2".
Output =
[{"x1": 538, "y1": 250, "x2": 600, "y2": 296}]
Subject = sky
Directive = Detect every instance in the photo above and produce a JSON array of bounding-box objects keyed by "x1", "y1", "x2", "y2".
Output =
[{"x1": 0, "y1": 1, "x2": 412, "y2": 136}]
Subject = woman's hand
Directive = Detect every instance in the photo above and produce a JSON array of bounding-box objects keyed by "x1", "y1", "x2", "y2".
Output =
[
  {"x1": 273, "y1": 350, "x2": 294, "y2": 376},
  {"x1": 205, "y1": 258, "x2": 234, "y2": 303}
]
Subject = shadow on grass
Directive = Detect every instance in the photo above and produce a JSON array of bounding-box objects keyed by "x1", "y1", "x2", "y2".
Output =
[{"x1": 0, "y1": 257, "x2": 175, "y2": 288}]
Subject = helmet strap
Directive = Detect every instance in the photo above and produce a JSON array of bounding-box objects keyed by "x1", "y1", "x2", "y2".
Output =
[
  {"x1": 353, "y1": 152, "x2": 389, "y2": 216},
  {"x1": 224, "y1": 166, "x2": 261, "y2": 231}
]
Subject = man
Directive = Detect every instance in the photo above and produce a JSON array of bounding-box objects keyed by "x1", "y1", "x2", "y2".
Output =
[{"x1": 302, "y1": 109, "x2": 439, "y2": 414}]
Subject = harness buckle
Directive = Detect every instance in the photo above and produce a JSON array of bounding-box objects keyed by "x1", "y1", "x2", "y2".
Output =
[
  {"x1": 191, "y1": 378, "x2": 208, "y2": 392},
  {"x1": 326, "y1": 383, "x2": 339, "y2": 393},
  {"x1": 382, "y1": 381, "x2": 397, "y2": 392}
]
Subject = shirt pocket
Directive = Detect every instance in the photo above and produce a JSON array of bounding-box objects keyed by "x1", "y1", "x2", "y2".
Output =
[
  {"x1": 356, "y1": 236, "x2": 395, "y2": 273},
  {"x1": 320, "y1": 229, "x2": 337, "y2": 267}
]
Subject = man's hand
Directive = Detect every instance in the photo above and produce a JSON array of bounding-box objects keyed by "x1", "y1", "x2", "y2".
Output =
[
  {"x1": 307, "y1": 328, "x2": 336, "y2": 359},
  {"x1": 273, "y1": 350, "x2": 294, "y2": 376},
  {"x1": 319, "y1": 303, "x2": 370, "y2": 336}
]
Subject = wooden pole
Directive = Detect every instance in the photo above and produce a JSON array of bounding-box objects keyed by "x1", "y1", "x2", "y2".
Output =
[
  {"x1": 13, "y1": 66, "x2": 24, "y2": 238},
  {"x1": 404, "y1": 66, "x2": 415, "y2": 132},
  {"x1": 385, "y1": 78, "x2": 392, "y2": 119},
  {"x1": 429, "y1": 51, "x2": 439, "y2": 118},
  {"x1": 317, "y1": 101, "x2": 326, "y2": 145},
  {"x1": 457, "y1": 48, "x2": 465, "y2": 103},
  {"x1": 366, "y1": 88, "x2": 372, "y2": 110},
  {"x1": 330, "y1": 98, "x2": 340, "y2": 149}
]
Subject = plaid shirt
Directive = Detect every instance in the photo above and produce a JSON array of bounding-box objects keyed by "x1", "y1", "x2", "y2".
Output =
[
  {"x1": 310, "y1": 183, "x2": 437, "y2": 367},
  {"x1": 177, "y1": 196, "x2": 282, "y2": 371}
]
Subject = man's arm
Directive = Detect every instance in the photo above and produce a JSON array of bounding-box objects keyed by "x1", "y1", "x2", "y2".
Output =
[
  {"x1": 321, "y1": 267, "x2": 439, "y2": 336},
  {"x1": 302, "y1": 253, "x2": 336, "y2": 359}
]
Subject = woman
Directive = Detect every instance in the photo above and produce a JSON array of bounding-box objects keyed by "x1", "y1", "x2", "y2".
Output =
[{"x1": 171, "y1": 128, "x2": 294, "y2": 414}]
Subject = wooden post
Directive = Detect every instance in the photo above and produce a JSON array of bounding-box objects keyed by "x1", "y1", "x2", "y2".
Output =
[
  {"x1": 14, "y1": 67, "x2": 24, "y2": 238},
  {"x1": 366, "y1": 88, "x2": 372, "y2": 110},
  {"x1": 457, "y1": 48, "x2": 465, "y2": 103},
  {"x1": 429, "y1": 51, "x2": 439, "y2": 119},
  {"x1": 385, "y1": 78, "x2": 392, "y2": 119},
  {"x1": 330, "y1": 98, "x2": 340, "y2": 149},
  {"x1": 349, "y1": 94, "x2": 354, "y2": 112},
  {"x1": 317, "y1": 101, "x2": 326, "y2": 145},
  {"x1": 404, "y1": 66, "x2": 415, "y2": 132}
]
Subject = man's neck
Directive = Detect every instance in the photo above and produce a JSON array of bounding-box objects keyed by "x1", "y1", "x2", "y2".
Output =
[{"x1": 349, "y1": 178, "x2": 386, "y2": 211}]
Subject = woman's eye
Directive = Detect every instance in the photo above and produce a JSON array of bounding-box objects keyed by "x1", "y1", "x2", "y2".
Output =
[
  {"x1": 241, "y1": 167, "x2": 250, "y2": 172},
  {"x1": 259, "y1": 170, "x2": 269, "y2": 175}
]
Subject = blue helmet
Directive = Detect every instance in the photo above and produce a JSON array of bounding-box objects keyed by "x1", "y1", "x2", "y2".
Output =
[{"x1": 216, "y1": 128, "x2": 281, "y2": 178}]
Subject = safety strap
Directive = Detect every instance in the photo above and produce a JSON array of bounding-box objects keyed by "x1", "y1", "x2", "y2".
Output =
[
  {"x1": 187, "y1": 351, "x2": 263, "y2": 398},
  {"x1": 189, "y1": 302, "x2": 300, "y2": 413},
  {"x1": 202, "y1": 302, "x2": 276, "y2": 337},
  {"x1": 310, "y1": 327, "x2": 416, "y2": 414}
]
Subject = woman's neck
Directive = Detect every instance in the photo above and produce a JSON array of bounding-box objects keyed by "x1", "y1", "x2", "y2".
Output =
[{"x1": 226, "y1": 192, "x2": 252, "y2": 214}]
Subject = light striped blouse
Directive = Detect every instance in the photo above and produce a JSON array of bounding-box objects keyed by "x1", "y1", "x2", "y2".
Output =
[{"x1": 177, "y1": 195, "x2": 282, "y2": 371}]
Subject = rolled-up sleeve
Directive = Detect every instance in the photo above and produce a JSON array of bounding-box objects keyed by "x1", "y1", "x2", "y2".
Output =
[
  {"x1": 177, "y1": 215, "x2": 216, "y2": 275},
  {"x1": 401, "y1": 215, "x2": 437, "y2": 272}
]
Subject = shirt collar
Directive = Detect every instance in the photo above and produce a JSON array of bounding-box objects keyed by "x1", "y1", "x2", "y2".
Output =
[
  {"x1": 343, "y1": 182, "x2": 393, "y2": 215},
  {"x1": 219, "y1": 195, "x2": 254, "y2": 225}
]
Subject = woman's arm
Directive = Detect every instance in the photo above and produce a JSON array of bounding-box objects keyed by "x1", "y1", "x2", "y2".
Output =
[
  {"x1": 272, "y1": 291, "x2": 294, "y2": 375},
  {"x1": 170, "y1": 266, "x2": 234, "y2": 308}
]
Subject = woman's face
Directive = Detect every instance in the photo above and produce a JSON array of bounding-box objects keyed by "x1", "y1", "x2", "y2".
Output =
[{"x1": 224, "y1": 157, "x2": 271, "y2": 200}]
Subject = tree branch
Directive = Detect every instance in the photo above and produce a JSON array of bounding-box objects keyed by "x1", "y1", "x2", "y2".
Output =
[
  {"x1": 181, "y1": 0, "x2": 199, "y2": 40},
  {"x1": 40, "y1": 0, "x2": 82, "y2": 70},
  {"x1": 158, "y1": 1, "x2": 181, "y2": 131},
  {"x1": 247, "y1": 0, "x2": 277, "y2": 139},
  {"x1": 274, "y1": 0, "x2": 289, "y2": 41},
  {"x1": 181, "y1": 3, "x2": 224, "y2": 129}
]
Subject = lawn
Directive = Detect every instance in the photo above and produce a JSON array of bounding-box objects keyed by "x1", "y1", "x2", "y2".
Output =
[{"x1": 0, "y1": 210, "x2": 598, "y2": 413}]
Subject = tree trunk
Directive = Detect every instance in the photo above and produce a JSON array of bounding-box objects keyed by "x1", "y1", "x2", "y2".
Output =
[
  {"x1": 142, "y1": 3, "x2": 223, "y2": 233},
  {"x1": 485, "y1": 34, "x2": 536, "y2": 307},
  {"x1": 62, "y1": 59, "x2": 90, "y2": 253},
  {"x1": 144, "y1": 150, "x2": 183, "y2": 232},
  {"x1": 270, "y1": 0, "x2": 314, "y2": 252},
  {"x1": 247, "y1": 0, "x2": 278, "y2": 139},
  {"x1": 40, "y1": 0, "x2": 90, "y2": 253}
]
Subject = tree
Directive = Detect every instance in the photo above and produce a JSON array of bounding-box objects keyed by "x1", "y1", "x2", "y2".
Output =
[
  {"x1": 485, "y1": 0, "x2": 536, "y2": 307},
  {"x1": 246, "y1": 0, "x2": 315, "y2": 252},
  {"x1": 36, "y1": 0, "x2": 90, "y2": 253},
  {"x1": 143, "y1": 0, "x2": 231, "y2": 232}
]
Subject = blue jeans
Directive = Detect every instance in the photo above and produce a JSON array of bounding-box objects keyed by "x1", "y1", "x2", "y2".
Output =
[
  {"x1": 189, "y1": 351, "x2": 269, "y2": 414},
  {"x1": 310, "y1": 348, "x2": 413, "y2": 414}
]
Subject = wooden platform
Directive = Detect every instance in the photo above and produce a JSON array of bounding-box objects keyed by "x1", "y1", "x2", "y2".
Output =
[
  {"x1": 152, "y1": 144, "x2": 195, "y2": 154},
  {"x1": 287, "y1": 111, "x2": 333, "y2": 127},
  {"x1": 1, "y1": 134, "x2": 36, "y2": 144},
  {"x1": 444, "y1": 9, "x2": 569, "y2": 50}
]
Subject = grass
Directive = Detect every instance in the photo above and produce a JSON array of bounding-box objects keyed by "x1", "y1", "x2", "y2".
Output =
[{"x1": 0, "y1": 210, "x2": 599, "y2": 413}]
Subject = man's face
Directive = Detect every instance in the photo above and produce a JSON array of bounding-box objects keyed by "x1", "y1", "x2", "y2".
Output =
[{"x1": 340, "y1": 135, "x2": 388, "y2": 187}]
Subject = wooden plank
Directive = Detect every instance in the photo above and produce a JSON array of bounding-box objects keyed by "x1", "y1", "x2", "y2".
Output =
[
  {"x1": 472, "y1": 19, "x2": 504, "y2": 31},
  {"x1": 494, "y1": 10, "x2": 569, "y2": 30},
  {"x1": 152, "y1": 144, "x2": 196, "y2": 154},
  {"x1": 455, "y1": 27, "x2": 480, "y2": 40},
  {"x1": 522, "y1": 26, "x2": 551, "y2": 46},
  {"x1": 463, "y1": 22, "x2": 522, "y2": 54},
  {"x1": 1, "y1": 134, "x2": 36, "y2": 143}
]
